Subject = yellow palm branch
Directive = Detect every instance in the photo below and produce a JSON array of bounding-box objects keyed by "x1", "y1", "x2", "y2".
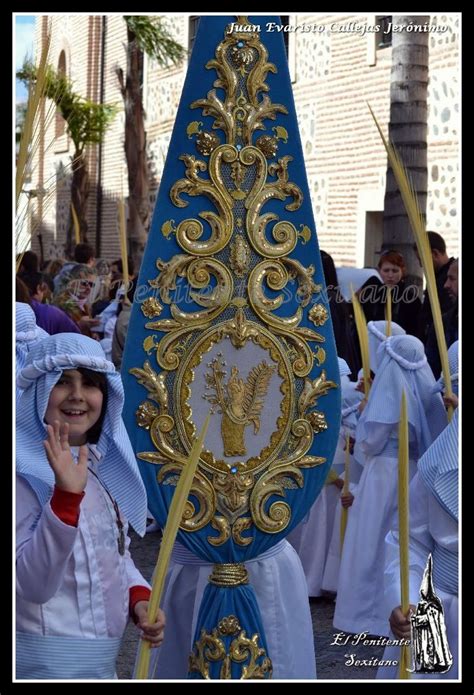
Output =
[
  {"x1": 351, "y1": 287, "x2": 370, "y2": 397},
  {"x1": 368, "y1": 104, "x2": 453, "y2": 420}
]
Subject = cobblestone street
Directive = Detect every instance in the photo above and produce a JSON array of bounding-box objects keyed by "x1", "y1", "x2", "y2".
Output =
[{"x1": 118, "y1": 530, "x2": 386, "y2": 681}]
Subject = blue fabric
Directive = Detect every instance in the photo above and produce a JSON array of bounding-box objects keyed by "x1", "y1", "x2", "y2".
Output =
[
  {"x1": 16, "y1": 333, "x2": 148, "y2": 535},
  {"x1": 16, "y1": 631, "x2": 121, "y2": 679},
  {"x1": 121, "y1": 16, "x2": 340, "y2": 678}
]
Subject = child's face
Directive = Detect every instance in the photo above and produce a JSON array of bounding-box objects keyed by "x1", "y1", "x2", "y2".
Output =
[{"x1": 44, "y1": 370, "x2": 104, "y2": 446}]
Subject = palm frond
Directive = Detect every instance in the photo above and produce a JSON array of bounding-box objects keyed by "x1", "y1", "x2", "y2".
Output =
[
  {"x1": 369, "y1": 103, "x2": 453, "y2": 408},
  {"x1": 16, "y1": 33, "x2": 51, "y2": 208},
  {"x1": 125, "y1": 16, "x2": 185, "y2": 67},
  {"x1": 242, "y1": 362, "x2": 275, "y2": 420},
  {"x1": 351, "y1": 288, "x2": 370, "y2": 397}
]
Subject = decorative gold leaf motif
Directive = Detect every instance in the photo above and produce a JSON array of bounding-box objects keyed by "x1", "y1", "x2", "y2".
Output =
[
  {"x1": 314, "y1": 346, "x2": 326, "y2": 366},
  {"x1": 229, "y1": 236, "x2": 251, "y2": 278},
  {"x1": 187, "y1": 120, "x2": 203, "y2": 138},
  {"x1": 161, "y1": 219, "x2": 176, "y2": 238},
  {"x1": 232, "y1": 516, "x2": 253, "y2": 545},
  {"x1": 189, "y1": 613, "x2": 272, "y2": 679},
  {"x1": 213, "y1": 469, "x2": 254, "y2": 522},
  {"x1": 272, "y1": 125, "x2": 289, "y2": 142},
  {"x1": 147, "y1": 254, "x2": 233, "y2": 332},
  {"x1": 307, "y1": 410, "x2": 328, "y2": 433},
  {"x1": 298, "y1": 224, "x2": 311, "y2": 244},
  {"x1": 136, "y1": 401, "x2": 159, "y2": 429},
  {"x1": 129, "y1": 361, "x2": 168, "y2": 409},
  {"x1": 191, "y1": 20, "x2": 287, "y2": 145},
  {"x1": 143, "y1": 335, "x2": 158, "y2": 354},
  {"x1": 170, "y1": 150, "x2": 234, "y2": 256},
  {"x1": 208, "y1": 515, "x2": 231, "y2": 546},
  {"x1": 298, "y1": 370, "x2": 338, "y2": 416}
]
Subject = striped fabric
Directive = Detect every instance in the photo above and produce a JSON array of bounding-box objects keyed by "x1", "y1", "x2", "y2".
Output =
[
  {"x1": 15, "y1": 303, "x2": 49, "y2": 399},
  {"x1": 367, "y1": 320, "x2": 405, "y2": 372},
  {"x1": 16, "y1": 631, "x2": 121, "y2": 679},
  {"x1": 434, "y1": 340, "x2": 459, "y2": 396},
  {"x1": 338, "y1": 357, "x2": 352, "y2": 379},
  {"x1": 433, "y1": 543, "x2": 458, "y2": 595},
  {"x1": 357, "y1": 335, "x2": 448, "y2": 457},
  {"x1": 16, "y1": 333, "x2": 147, "y2": 535},
  {"x1": 171, "y1": 539, "x2": 288, "y2": 565},
  {"x1": 418, "y1": 409, "x2": 459, "y2": 522}
]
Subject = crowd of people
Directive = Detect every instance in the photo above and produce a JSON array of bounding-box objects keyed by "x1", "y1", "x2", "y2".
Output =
[{"x1": 15, "y1": 229, "x2": 459, "y2": 680}]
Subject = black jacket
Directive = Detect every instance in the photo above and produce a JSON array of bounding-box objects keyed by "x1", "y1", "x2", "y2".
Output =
[{"x1": 419, "y1": 258, "x2": 456, "y2": 343}]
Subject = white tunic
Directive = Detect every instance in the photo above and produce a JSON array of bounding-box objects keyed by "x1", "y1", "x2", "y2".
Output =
[
  {"x1": 287, "y1": 491, "x2": 330, "y2": 598},
  {"x1": 333, "y1": 425, "x2": 417, "y2": 637}
]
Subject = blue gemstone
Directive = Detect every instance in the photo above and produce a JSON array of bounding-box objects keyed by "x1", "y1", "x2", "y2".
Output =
[
  {"x1": 231, "y1": 466, "x2": 238, "y2": 473},
  {"x1": 236, "y1": 144, "x2": 242, "y2": 151},
  {"x1": 237, "y1": 41, "x2": 244, "y2": 47}
]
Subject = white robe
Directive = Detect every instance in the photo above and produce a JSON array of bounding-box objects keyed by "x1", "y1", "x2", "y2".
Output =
[
  {"x1": 287, "y1": 490, "x2": 331, "y2": 598},
  {"x1": 333, "y1": 425, "x2": 417, "y2": 637},
  {"x1": 322, "y1": 481, "x2": 358, "y2": 593},
  {"x1": 376, "y1": 472, "x2": 458, "y2": 679}
]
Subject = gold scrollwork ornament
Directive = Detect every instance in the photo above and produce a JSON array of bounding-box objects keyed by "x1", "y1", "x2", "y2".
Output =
[{"x1": 189, "y1": 614, "x2": 272, "y2": 679}]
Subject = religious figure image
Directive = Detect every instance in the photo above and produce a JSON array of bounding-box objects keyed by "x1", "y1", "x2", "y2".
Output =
[{"x1": 203, "y1": 354, "x2": 275, "y2": 456}]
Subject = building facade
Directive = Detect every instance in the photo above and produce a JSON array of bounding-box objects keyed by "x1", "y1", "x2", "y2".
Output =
[{"x1": 27, "y1": 13, "x2": 460, "y2": 266}]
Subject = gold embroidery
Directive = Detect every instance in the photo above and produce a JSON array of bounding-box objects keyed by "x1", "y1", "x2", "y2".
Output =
[
  {"x1": 255, "y1": 135, "x2": 278, "y2": 159},
  {"x1": 309, "y1": 303, "x2": 329, "y2": 327},
  {"x1": 196, "y1": 131, "x2": 221, "y2": 156},
  {"x1": 130, "y1": 18, "x2": 339, "y2": 547},
  {"x1": 208, "y1": 564, "x2": 249, "y2": 587},
  {"x1": 189, "y1": 614, "x2": 272, "y2": 679},
  {"x1": 203, "y1": 356, "x2": 275, "y2": 456},
  {"x1": 141, "y1": 297, "x2": 163, "y2": 319},
  {"x1": 229, "y1": 236, "x2": 251, "y2": 278}
]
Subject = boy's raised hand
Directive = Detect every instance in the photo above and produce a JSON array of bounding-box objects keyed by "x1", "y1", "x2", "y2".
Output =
[{"x1": 43, "y1": 421, "x2": 88, "y2": 494}]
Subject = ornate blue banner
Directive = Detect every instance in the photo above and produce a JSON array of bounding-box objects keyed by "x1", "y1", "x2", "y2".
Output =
[{"x1": 122, "y1": 15, "x2": 341, "y2": 679}]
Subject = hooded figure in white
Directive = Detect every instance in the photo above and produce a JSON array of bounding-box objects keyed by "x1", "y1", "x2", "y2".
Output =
[
  {"x1": 352, "y1": 320, "x2": 406, "y2": 469},
  {"x1": 334, "y1": 334, "x2": 447, "y2": 637}
]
